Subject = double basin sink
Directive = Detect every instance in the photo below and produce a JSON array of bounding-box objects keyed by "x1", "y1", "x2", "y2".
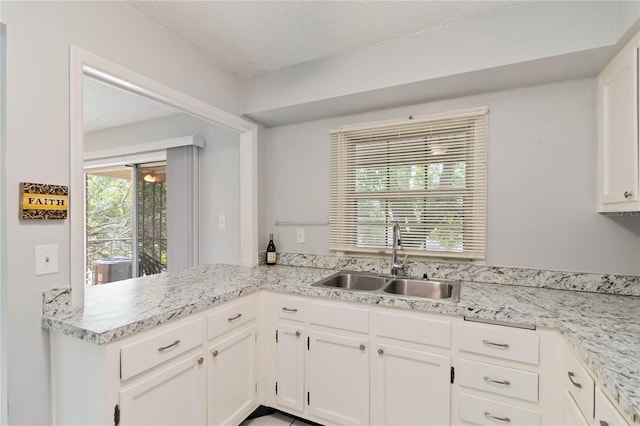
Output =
[{"x1": 312, "y1": 271, "x2": 461, "y2": 303}]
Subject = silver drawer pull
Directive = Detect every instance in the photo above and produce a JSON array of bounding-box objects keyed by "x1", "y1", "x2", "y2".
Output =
[
  {"x1": 212, "y1": 350, "x2": 219, "y2": 358},
  {"x1": 282, "y1": 307, "x2": 298, "y2": 313},
  {"x1": 624, "y1": 191, "x2": 633, "y2": 199},
  {"x1": 599, "y1": 421, "x2": 609, "y2": 426},
  {"x1": 483, "y1": 339, "x2": 510, "y2": 349},
  {"x1": 484, "y1": 376, "x2": 511, "y2": 386},
  {"x1": 157, "y1": 340, "x2": 180, "y2": 352},
  {"x1": 227, "y1": 313, "x2": 242, "y2": 322},
  {"x1": 567, "y1": 372, "x2": 582, "y2": 389},
  {"x1": 359, "y1": 344, "x2": 366, "y2": 351},
  {"x1": 197, "y1": 357, "x2": 204, "y2": 365},
  {"x1": 484, "y1": 412, "x2": 511, "y2": 423},
  {"x1": 295, "y1": 331, "x2": 301, "y2": 337}
]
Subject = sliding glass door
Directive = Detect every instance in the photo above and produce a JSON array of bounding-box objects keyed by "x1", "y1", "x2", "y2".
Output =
[{"x1": 85, "y1": 161, "x2": 167, "y2": 285}]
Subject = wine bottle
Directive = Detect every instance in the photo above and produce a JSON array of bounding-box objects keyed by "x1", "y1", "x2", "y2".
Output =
[{"x1": 266, "y1": 233, "x2": 277, "y2": 265}]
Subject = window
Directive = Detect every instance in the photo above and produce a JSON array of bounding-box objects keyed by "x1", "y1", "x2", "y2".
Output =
[{"x1": 329, "y1": 107, "x2": 487, "y2": 260}]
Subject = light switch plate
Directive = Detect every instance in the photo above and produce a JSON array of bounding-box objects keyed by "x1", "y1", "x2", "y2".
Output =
[
  {"x1": 35, "y1": 244, "x2": 58, "y2": 275},
  {"x1": 218, "y1": 215, "x2": 226, "y2": 229}
]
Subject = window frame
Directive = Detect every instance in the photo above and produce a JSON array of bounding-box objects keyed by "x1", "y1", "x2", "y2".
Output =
[{"x1": 329, "y1": 107, "x2": 488, "y2": 260}]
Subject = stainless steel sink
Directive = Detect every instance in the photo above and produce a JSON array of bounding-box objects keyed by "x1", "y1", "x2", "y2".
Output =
[
  {"x1": 383, "y1": 278, "x2": 460, "y2": 302},
  {"x1": 312, "y1": 272, "x2": 461, "y2": 302},
  {"x1": 313, "y1": 272, "x2": 388, "y2": 291}
]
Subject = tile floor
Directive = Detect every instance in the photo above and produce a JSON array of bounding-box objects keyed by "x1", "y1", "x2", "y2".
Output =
[{"x1": 240, "y1": 411, "x2": 314, "y2": 426}]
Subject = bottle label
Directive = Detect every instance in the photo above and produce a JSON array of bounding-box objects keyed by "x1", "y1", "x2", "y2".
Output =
[{"x1": 267, "y1": 252, "x2": 277, "y2": 264}]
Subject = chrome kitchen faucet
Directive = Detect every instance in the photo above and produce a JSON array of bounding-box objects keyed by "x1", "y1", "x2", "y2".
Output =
[{"x1": 390, "y1": 221, "x2": 408, "y2": 277}]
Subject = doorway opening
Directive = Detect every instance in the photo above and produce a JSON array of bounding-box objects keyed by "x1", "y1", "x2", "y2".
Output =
[{"x1": 85, "y1": 161, "x2": 167, "y2": 286}]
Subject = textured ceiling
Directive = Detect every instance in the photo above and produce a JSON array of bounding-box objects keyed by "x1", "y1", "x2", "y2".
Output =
[{"x1": 126, "y1": 1, "x2": 524, "y2": 77}]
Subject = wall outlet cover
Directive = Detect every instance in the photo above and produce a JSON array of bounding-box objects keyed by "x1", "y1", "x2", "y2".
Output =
[{"x1": 296, "y1": 228, "x2": 305, "y2": 243}]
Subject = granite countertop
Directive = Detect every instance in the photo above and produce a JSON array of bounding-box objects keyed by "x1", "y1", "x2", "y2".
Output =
[{"x1": 41, "y1": 263, "x2": 640, "y2": 421}]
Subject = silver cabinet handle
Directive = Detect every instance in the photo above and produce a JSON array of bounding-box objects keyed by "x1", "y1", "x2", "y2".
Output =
[
  {"x1": 227, "y1": 313, "x2": 242, "y2": 322},
  {"x1": 378, "y1": 348, "x2": 384, "y2": 355},
  {"x1": 484, "y1": 376, "x2": 511, "y2": 386},
  {"x1": 599, "y1": 421, "x2": 609, "y2": 426},
  {"x1": 157, "y1": 340, "x2": 180, "y2": 352},
  {"x1": 624, "y1": 191, "x2": 633, "y2": 199},
  {"x1": 484, "y1": 412, "x2": 511, "y2": 423},
  {"x1": 212, "y1": 350, "x2": 219, "y2": 358},
  {"x1": 567, "y1": 372, "x2": 582, "y2": 388},
  {"x1": 197, "y1": 357, "x2": 204, "y2": 365},
  {"x1": 295, "y1": 331, "x2": 301, "y2": 337},
  {"x1": 359, "y1": 344, "x2": 366, "y2": 351},
  {"x1": 282, "y1": 307, "x2": 298, "y2": 313},
  {"x1": 483, "y1": 339, "x2": 510, "y2": 349}
]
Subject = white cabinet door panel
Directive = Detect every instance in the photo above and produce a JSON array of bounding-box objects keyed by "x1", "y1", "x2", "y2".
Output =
[
  {"x1": 207, "y1": 323, "x2": 258, "y2": 426},
  {"x1": 276, "y1": 322, "x2": 306, "y2": 413},
  {"x1": 308, "y1": 330, "x2": 369, "y2": 425},
  {"x1": 373, "y1": 343, "x2": 450, "y2": 426},
  {"x1": 119, "y1": 353, "x2": 205, "y2": 426}
]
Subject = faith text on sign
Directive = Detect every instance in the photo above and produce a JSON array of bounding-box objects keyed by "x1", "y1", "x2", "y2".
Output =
[{"x1": 20, "y1": 182, "x2": 69, "y2": 220}]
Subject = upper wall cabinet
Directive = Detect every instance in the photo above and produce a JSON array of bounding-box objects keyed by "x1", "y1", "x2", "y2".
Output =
[{"x1": 599, "y1": 32, "x2": 640, "y2": 212}]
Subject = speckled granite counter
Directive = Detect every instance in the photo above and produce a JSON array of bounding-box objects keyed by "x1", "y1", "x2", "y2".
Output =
[{"x1": 42, "y1": 263, "x2": 640, "y2": 421}]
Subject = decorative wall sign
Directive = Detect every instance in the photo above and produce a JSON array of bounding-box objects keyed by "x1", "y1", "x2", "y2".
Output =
[{"x1": 19, "y1": 182, "x2": 69, "y2": 220}]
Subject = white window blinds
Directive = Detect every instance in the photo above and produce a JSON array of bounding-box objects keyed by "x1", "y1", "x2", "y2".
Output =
[{"x1": 329, "y1": 107, "x2": 488, "y2": 260}]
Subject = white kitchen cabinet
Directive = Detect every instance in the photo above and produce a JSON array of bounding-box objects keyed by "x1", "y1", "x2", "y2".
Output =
[
  {"x1": 275, "y1": 322, "x2": 306, "y2": 413},
  {"x1": 119, "y1": 352, "x2": 206, "y2": 425},
  {"x1": 563, "y1": 391, "x2": 590, "y2": 426},
  {"x1": 373, "y1": 342, "x2": 451, "y2": 425},
  {"x1": 455, "y1": 321, "x2": 544, "y2": 425},
  {"x1": 599, "y1": 31, "x2": 640, "y2": 212},
  {"x1": 307, "y1": 329, "x2": 370, "y2": 425},
  {"x1": 207, "y1": 323, "x2": 258, "y2": 426},
  {"x1": 272, "y1": 295, "x2": 307, "y2": 414},
  {"x1": 306, "y1": 300, "x2": 370, "y2": 425},
  {"x1": 561, "y1": 343, "x2": 631, "y2": 426},
  {"x1": 49, "y1": 294, "x2": 260, "y2": 426},
  {"x1": 594, "y1": 387, "x2": 630, "y2": 426},
  {"x1": 372, "y1": 309, "x2": 452, "y2": 426}
]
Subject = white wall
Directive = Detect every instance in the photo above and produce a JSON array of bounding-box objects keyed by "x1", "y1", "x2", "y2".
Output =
[
  {"x1": 264, "y1": 78, "x2": 640, "y2": 276},
  {"x1": 199, "y1": 124, "x2": 241, "y2": 265},
  {"x1": 3, "y1": 2, "x2": 242, "y2": 423}
]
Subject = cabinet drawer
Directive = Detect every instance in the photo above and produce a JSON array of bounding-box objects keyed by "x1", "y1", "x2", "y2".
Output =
[
  {"x1": 207, "y1": 296, "x2": 257, "y2": 340},
  {"x1": 121, "y1": 318, "x2": 203, "y2": 381},
  {"x1": 564, "y1": 351, "x2": 594, "y2": 420},
  {"x1": 373, "y1": 310, "x2": 450, "y2": 349},
  {"x1": 459, "y1": 393, "x2": 540, "y2": 425},
  {"x1": 309, "y1": 301, "x2": 368, "y2": 333},
  {"x1": 459, "y1": 322, "x2": 539, "y2": 365},
  {"x1": 459, "y1": 359, "x2": 538, "y2": 402},
  {"x1": 595, "y1": 388, "x2": 629, "y2": 426},
  {"x1": 275, "y1": 296, "x2": 306, "y2": 322}
]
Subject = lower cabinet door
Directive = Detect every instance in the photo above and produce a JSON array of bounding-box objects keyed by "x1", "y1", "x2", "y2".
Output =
[
  {"x1": 207, "y1": 323, "x2": 258, "y2": 426},
  {"x1": 373, "y1": 343, "x2": 451, "y2": 425},
  {"x1": 308, "y1": 329, "x2": 369, "y2": 425},
  {"x1": 276, "y1": 322, "x2": 306, "y2": 413},
  {"x1": 563, "y1": 390, "x2": 590, "y2": 426},
  {"x1": 119, "y1": 353, "x2": 206, "y2": 426}
]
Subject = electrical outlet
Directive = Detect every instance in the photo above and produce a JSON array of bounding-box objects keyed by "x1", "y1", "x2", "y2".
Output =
[
  {"x1": 35, "y1": 244, "x2": 59, "y2": 275},
  {"x1": 296, "y1": 228, "x2": 305, "y2": 243},
  {"x1": 218, "y1": 215, "x2": 226, "y2": 229}
]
